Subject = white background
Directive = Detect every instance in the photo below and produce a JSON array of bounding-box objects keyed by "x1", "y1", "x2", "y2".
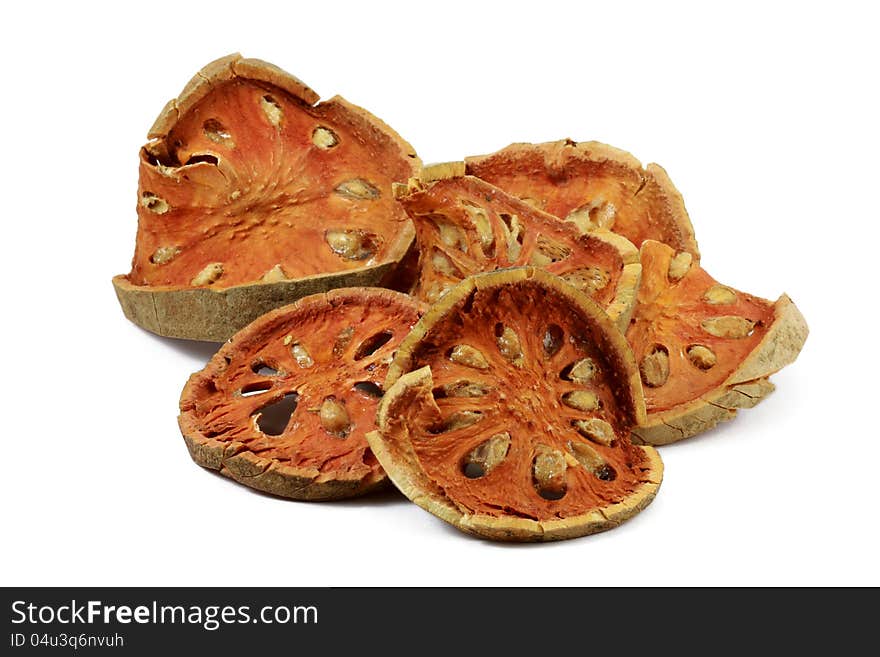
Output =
[{"x1": 2, "y1": 1, "x2": 877, "y2": 587}]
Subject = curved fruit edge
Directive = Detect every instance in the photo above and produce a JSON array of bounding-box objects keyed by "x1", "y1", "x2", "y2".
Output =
[
  {"x1": 113, "y1": 224, "x2": 414, "y2": 341},
  {"x1": 464, "y1": 139, "x2": 700, "y2": 258},
  {"x1": 148, "y1": 53, "x2": 320, "y2": 139},
  {"x1": 175, "y1": 287, "x2": 424, "y2": 499},
  {"x1": 385, "y1": 266, "x2": 646, "y2": 425},
  {"x1": 368, "y1": 366, "x2": 662, "y2": 542},
  {"x1": 631, "y1": 378, "x2": 776, "y2": 446},
  {"x1": 632, "y1": 294, "x2": 807, "y2": 446}
]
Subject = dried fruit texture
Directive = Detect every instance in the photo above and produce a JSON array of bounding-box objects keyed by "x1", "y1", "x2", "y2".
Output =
[
  {"x1": 178, "y1": 288, "x2": 424, "y2": 500},
  {"x1": 366, "y1": 268, "x2": 662, "y2": 542},
  {"x1": 114, "y1": 53, "x2": 420, "y2": 341},
  {"x1": 627, "y1": 241, "x2": 808, "y2": 445},
  {"x1": 395, "y1": 167, "x2": 641, "y2": 331},
  {"x1": 465, "y1": 139, "x2": 699, "y2": 258}
]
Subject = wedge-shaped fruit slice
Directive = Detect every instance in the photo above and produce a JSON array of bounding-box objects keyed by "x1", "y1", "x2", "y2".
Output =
[
  {"x1": 465, "y1": 139, "x2": 699, "y2": 258},
  {"x1": 394, "y1": 163, "x2": 641, "y2": 331},
  {"x1": 113, "y1": 53, "x2": 420, "y2": 341},
  {"x1": 627, "y1": 241, "x2": 808, "y2": 445},
  {"x1": 367, "y1": 268, "x2": 662, "y2": 541},
  {"x1": 178, "y1": 288, "x2": 423, "y2": 500}
]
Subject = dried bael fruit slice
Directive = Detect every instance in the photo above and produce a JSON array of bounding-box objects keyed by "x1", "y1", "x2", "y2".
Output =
[
  {"x1": 178, "y1": 288, "x2": 424, "y2": 500},
  {"x1": 627, "y1": 240, "x2": 808, "y2": 445},
  {"x1": 366, "y1": 268, "x2": 662, "y2": 541},
  {"x1": 113, "y1": 53, "x2": 420, "y2": 341},
  {"x1": 394, "y1": 163, "x2": 641, "y2": 331},
  {"x1": 465, "y1": 139, "x2": 699, "y2": 258}
]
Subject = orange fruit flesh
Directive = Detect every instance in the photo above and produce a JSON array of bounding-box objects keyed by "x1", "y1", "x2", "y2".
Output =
[
  {"x1": 466, "y1": 142, "x2": 694, "y2": 254},
  {"x1": 626, "y1": 241, "x2": 776, "y2": 413},
  {"x1": 180, "y1": 290, "x2": 422, "y2": 479},
  {"x1": 398, "y1": 176, "x2": 626, "y2": 306},
  {"x1": 400, "y1": 280, "x2": 649, "y2": 520},
  {"x1": 132, "y1": 79, "x2": 416, "y2": 288}
]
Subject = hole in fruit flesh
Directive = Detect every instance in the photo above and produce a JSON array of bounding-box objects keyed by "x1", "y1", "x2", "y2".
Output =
[
  {"x1": 252, "y1": 362, "x2": 280, "y2": 376},
  {"x1": 461, "y1": 433, "x2": 511, "y2": 479},
  {"x1": 533, "y1": 446, "x2": 567, "y2": 500},
  {"x1": 256, "y1": 393, "x2": 299, "y2": 435},
  {"x1": 240, "y1": 381, "x2": 272, "y2": 397},
  {"x1": 312, "y1": 126, "x2": 339, "y2": 149},
  {"x1": 353, "y1": 381, "x2": 383, "y2": 398},
  {"x1": 320, "y1": 397, "x2": 351, "y2": 438},
  {"x1": 325, "y1": 229, "x2": 379, "y2": 260},
  {"x1": 203, "y1": 118, "x2": 233, "y2": 145},
  {"x1": 543, "y1": 324, "x2": 564, "y2": 357},
  {"x1": 354, "y1": 331, "x2": 393, "y2": 360},
  {"x1": 561, "y1": 358, "x2": 597, "y2": 384}
]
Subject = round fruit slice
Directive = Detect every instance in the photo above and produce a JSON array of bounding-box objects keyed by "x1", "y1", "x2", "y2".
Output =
[
  {"x1": 113, "y1": 53, "x2": 420, "y2": 341},
  {"x1": 366, "y1": 268, "x2": 663, "y2": 541},
  {"x1": 465, "y1": 139, "x2": 699, "y2": 258},
  {"x1": 394, "y1": 163, "x2": 641, "y2": 331},
  {"x1": 627, "y1": 240, "x2": 808, "y2": 445},
  {"x1": 178, "y1": 288, "x2": 424, "y2": 500}
]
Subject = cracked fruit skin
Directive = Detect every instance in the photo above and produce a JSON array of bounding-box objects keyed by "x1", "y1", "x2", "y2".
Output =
[
  {"x1": 465, "y1": 139, "x2": 699, "y2": 258},
  {"x1": 367, "y1": 267, "x2": 663, "y2": 542},
  {"x1": 178, "y1": 287, "x2": 424, "y2": 500},
  {"x1": 113, "y1": 53, "x2": 420, "y2": 341},
  {"x1": 627, "y1": 240, "x2": 808, "y2": 445}
]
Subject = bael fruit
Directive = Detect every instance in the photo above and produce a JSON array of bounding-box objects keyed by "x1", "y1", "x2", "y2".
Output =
[
  {"x1": 393, "y1": 163, "x2": 641, "y2": 331},
  {"x1": 113, "y1": 53, "x2": 420, "y2": 341},
  {"x1": 178, "y1": 288, "x2": 424, "y2": 500},
  {"x1": 366, "y1": 268, "x2": 663, "y2": 541},
  {"x1": 465, "y1": 139, "x2": 699, "y2": 257},
  {"x1": 627, "y1": 241, "x2": 808, "y2": 445}
]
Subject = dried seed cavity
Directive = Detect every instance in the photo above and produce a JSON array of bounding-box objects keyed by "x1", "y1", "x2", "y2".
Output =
[
  {"x1": 530, "y1": 235, "x2": 572, "y2": 266},
  {"x1": 312, "y1": 126, "x2": 339, "y2": 149},
  {"x1": 563, "y1": 358, "x2": 597, "y2": 384},
  {"x1": 701, "y1": 316, "x2": 755, "y2": 339},
  {"x1": 333, "y1": 327, "x2": 355, "y2": 358},
  {"x1": 565, "y1": 199, "x2": 617, "y2": 232},
  {"x1": 190, "y1": 262, "x2": 224, "y2": 286},
  {"x1": 354, "y1": 331, "x2": 393, "y2": 361},
  {"x1": 448, "y1": 345, "x2": 490, "y2": 370},
  {"x1": 320, "y1": 397, "x2": 351, "y2": 438},
  {"x1": 568, "y1": 440, "x2": 616, "y2": 481},
  {"x1": 499, "y1": 213, "x2": 524, "y2": 262},
  {"x1": 520, "y1": 197, "x2": 543, "y2": 209},
  {"x1": 203, "y1": 118, "x2": 234, "y2": 146},
  {"x1": 533, "y1": 445, "x2": 568, "y2": 500},
  {"x1": 150, "y1": 246, "x2": 180, "y2": 265},
  {"x1": 668, "y1": 252, "x2": 693, "y2": 281},
  {"x1": 687, "y1": 344, "x2": 717, "y2": 370},
  {"x1": 561, "y1": 390, "x2": 600, "y2": 412},
  {"x1": 239, "y1": 381, "x2": 273, "y2": 397},
  {"x1": 434, "y1": 410, "x2": 483, "y2": 433},
  {"x1": 255, "y1": 393, "x2": 299, "y2": 436},
  {"x1": 436, "y1": 380, "x2": 492, "y2": 398},
  {"x1": 560, "y1": 267, "x2": 610, "y2": 295},
  {"x1": 462, "y1": 433, "x2": 511, "y2": 479},
  {"x1": 141, "y1": 192, "x2": 169, "y2": 214},
  {"x1": 703, "y1": 284, "x2": 738, "y2": 305},
  {"x1": 640, "y1": 345, "x2": 670, "y2": 388},
  {"x1": 260, "y1": 94, "x2": 283, "y2": 127},
  {"x1": 260, "y1": 264, "x2": 287, "y2": 283},
  {"x1": 353, "y1": 381, "x2": 383, "y2": 398},
  {"x1": 252, "y1": 361, "x2": 280, "y2": 376},
  {"x1": 431, "y1": 248, "x2": 463, "y2": 278},
  {"x1": 543, "y1": 324, "x2": 565, "y2": 357},
  {"x1": 335, "y1": 178, "x2": 380, "y2": 200},
  {"x1": 325, "y1": 229, "x2": 379, "y2": 260},
  {"x1": 430, "y1": 215, "x2": 468, "y2": 252},
  {"x1": 291, "y1": 343, "x2": 314, "y2": 368},
  {"x1": 572, "y1": 418, "x2": 616, "y2": 447},
  {"x1": 495, "y1": 323, "x2": 524, "y2": 367},
  {"x1": 462, "y1": 201, "x2": 495, "y2": 257}
]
